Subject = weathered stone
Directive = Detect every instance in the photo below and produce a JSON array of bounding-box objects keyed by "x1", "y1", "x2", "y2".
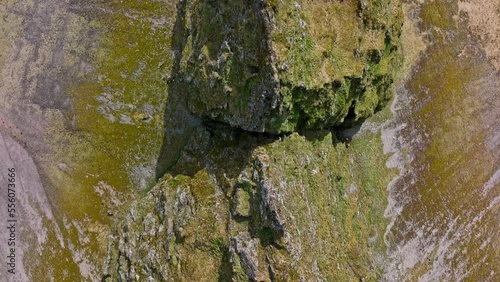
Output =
[
  {"x1": 178, "y1": 0, "x2": 402, "y2": 133},
  {"x1": 105, "y1": 126, "x2": 395, "y2": 281},
  {"x1": 230, "y1": 232, "x2": 261, "y2": 281},
  {"x1": 103, "y1": 0, "x2": 403, "y2": 280}
]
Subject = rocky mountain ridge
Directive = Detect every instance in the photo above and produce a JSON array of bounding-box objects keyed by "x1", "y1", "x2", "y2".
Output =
[{"x1": 103, "y1": 1, "x2": 403, "y2": 280}]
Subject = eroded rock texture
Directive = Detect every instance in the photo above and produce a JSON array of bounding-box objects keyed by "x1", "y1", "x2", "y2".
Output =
[
  {"x1": 178, "y1": 0, "x2": 402, "y2": 133},
  {"x1": 103, "y1": 0, "x2": 402, "y2": 281},
  {"x1": 104, "y1": 126, "x2": 395, "y2": 281}
]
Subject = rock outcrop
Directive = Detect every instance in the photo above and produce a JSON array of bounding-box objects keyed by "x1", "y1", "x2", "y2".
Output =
[
  {"x1": 104, "y1": 126, "x2": 395, "y2": 281},
  {"x1": 103, "y1": 0, "x2": 402, "y2": 281},
  {"x1": 177, "y1": 0, "x2": 402, "y2": 133}
]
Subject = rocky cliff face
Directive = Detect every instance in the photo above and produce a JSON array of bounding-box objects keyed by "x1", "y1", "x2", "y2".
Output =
[
  {"x1": 104, "y1": 125, "x2": 396, "y2": 281},
  {"x1": 103, "y1": 0, "x2": 403, "y2": 281},
  {"x1": 179, "y1": 0, "x2": 402, "y2": 133}
]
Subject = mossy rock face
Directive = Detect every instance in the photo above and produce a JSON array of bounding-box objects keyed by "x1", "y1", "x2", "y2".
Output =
[
  {"x1": 103, "y1": 0, "x2": 403, "y2": 280},
  {"x1": 180, "y1": 0, "x2": 402, "y2": 133},
  {"x1": 104, "y1": 123, "x2": 395, "y2": 281},
  {"x1": 103, "y1": 170, "x2": 230, "y2": 282}
]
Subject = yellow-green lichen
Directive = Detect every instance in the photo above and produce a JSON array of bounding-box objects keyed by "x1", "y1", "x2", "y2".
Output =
[{"x1": 181, "y1": 0, "x2": 403, "y2": 133}]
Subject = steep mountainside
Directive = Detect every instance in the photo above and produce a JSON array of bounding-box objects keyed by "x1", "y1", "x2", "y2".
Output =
[
  {"x1": 104, "y1": 125, "x2": 397, "y2": 281},
  {"x1": 1, "y1": 0, "x2": 498, "y2": 281},
  {"x1": 103, "y1": 0, "x2": 403, "y2": 281},
  {"x1": 180, "y1": 0, "x2": 402, "y2": 133}
]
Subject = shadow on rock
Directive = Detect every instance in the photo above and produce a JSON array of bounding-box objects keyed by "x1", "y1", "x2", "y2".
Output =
[
  {"x1": 154, "y1": 0, "x2": 201, "y2": 180},
  {"x1": 154, "y1": 0, "x2": 279, "y2": 182}
]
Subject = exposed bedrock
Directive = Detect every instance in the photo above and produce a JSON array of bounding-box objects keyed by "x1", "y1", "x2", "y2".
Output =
[
  {"x1": 104, "y1": 124, "x2": 396, "y2": 281},
  {"x1": 103, "y1": 0, "x2": 403, "y2": 281},
  {"x1": 178, "y1": 0, "x2": 402, "y2": 133}
]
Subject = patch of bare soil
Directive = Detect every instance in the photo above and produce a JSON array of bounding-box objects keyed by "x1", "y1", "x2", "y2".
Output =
[{"x1": 459, "y1": 0, "x2": 500, "y2": 70}]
